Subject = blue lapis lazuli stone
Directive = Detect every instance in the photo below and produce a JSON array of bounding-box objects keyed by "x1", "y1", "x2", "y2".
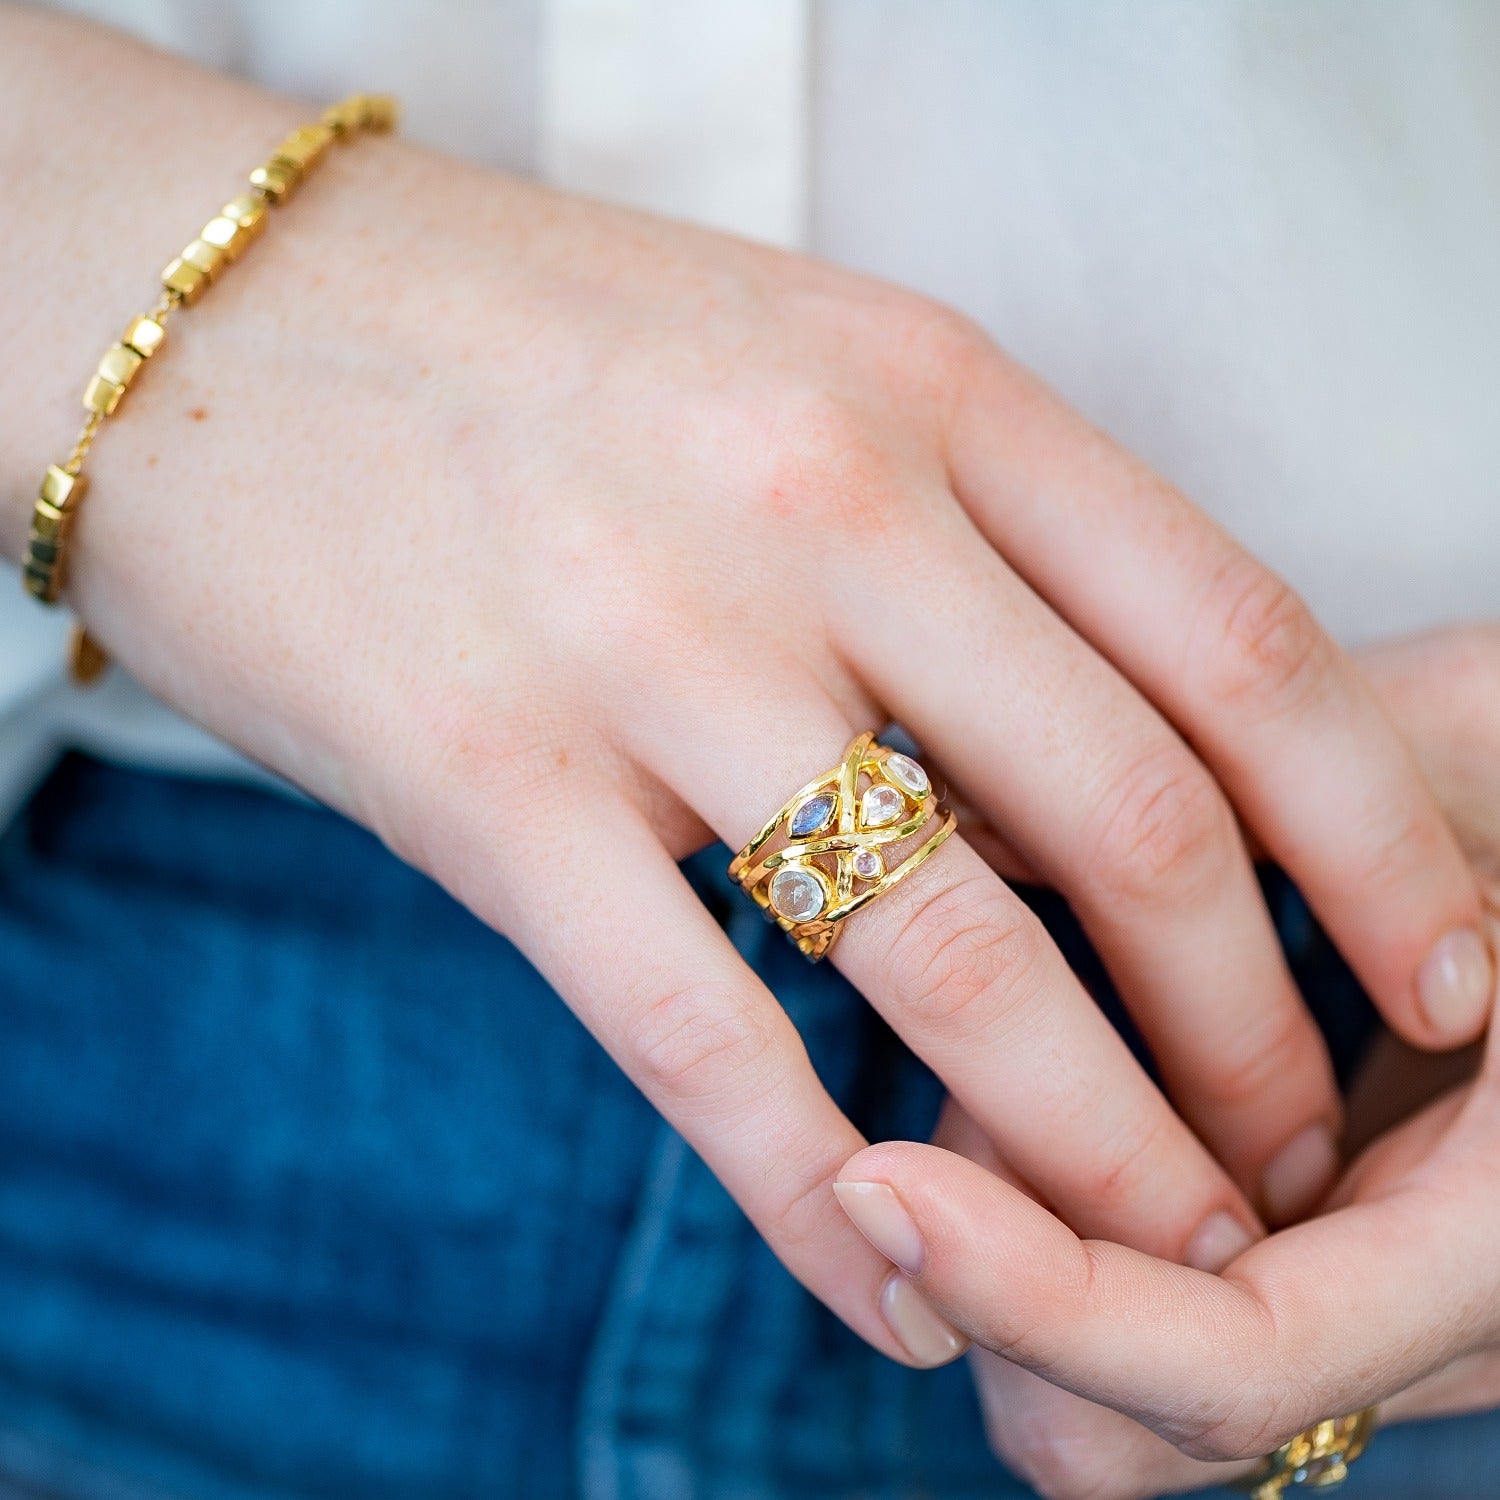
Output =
[{"x1": 789, "y1": 792, "x2": 837, "y2": 838}]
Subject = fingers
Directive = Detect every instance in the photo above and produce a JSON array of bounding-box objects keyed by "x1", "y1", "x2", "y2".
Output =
[
  {"x1": 631, "y1": 683, "x2": 1261, "y2": 1269},
  {"x1": 500, "y1": 793, "x2": 965, "y2": 1369},
  {"x1": 841, "y1": 521, "x2": 1340, "y2": 1218},
  {"x1": 936, "y1": 1098, "x2": 1254, "y2": 1499},
  {"x1": 836, "y1": 1138, "x2": 1498, "y2": 1462},
  {"x1": 948, "y1": 355, "x2": 1495, "y2": 1047},
  {"x1": 1384, "y1": 1350, "x2": 1500, "y2": 1425},
  {"x1": 969, "y1": 1347, "x2": 1246, "y2": 1500}
]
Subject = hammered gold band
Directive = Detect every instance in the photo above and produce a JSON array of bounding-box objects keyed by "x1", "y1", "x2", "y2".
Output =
[
  {"x1": 728, "y1": 732, "x2": 957, "y2": 960},
  {"x1": 1235, "y1": 1409, "x2": 1377, "y2": 1497}
]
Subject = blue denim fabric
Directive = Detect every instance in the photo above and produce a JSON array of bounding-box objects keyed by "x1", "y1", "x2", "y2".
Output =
[{"x1": 0, "y1": 756, "x2": 1494, "y2": 1500}]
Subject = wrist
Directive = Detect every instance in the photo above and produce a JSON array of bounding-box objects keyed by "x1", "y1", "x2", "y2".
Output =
[{"x1": 0, "y1": 8, "x2": 305, "y2": 566}]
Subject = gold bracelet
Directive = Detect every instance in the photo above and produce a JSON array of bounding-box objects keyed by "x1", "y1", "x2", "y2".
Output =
[{"x1": 20, "y1": 92, "x2": 398, "y2": 684}]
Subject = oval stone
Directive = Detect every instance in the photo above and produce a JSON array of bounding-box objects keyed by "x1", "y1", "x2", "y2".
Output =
[
  {"x1": 883, "y1": 752, "x2": 930, "y2": 798},
  {"x1": 789, "y1": 791, "x2": 837, "y2": 838},
  {"x1": 852, "y1": 846, "x2": 884, "y2": 881},
  {"x1": 770, "y1": 866, "x2": 826, "y2": 922},
  {"x1": 861, "y1": 783, "x2": 905, "y2": 828}
]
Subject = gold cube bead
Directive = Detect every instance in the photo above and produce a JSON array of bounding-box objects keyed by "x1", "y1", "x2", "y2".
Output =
[
  {"x1": 23, "y1": 564, "x2": 57, "y2": 602},
  {"x1": 221, "y1": 193, "x2": 269, "y2": 232},
  {"x1": 359, "y1": 94, "x2": 398, "y2": 131},
  {"x1": 162, "y1": 256, "x2": 210, "y2": 304},
  {"x1": 249, "y1": 159, "x2": 302, "y2": 202},
  {"x1": 40, "y1": 465, "x2": 86, "y2": 511},
  {"x1": 180, "y1": 238, "x2": 226, "y2": 279},
  {"x1": 83, "y1": 341, "x2": 144, "y2": 415},
  {"x1": 277, "y1": 124, "x2": 334, "y2": 167},
  {"x1": 123, "y1": 315, "x2": 166, "y2": 358},
  {"x1": 83, "y1": 372, "x2": 123, "y2": 416},
  {"x1": 200, "y1": 214, "x2": 250, "y2": 260},
  {"x1": 320, "y1": 100, "x2": 360, "y2": 136},
  {"x1": 98, "y1": 342, "x2": 144, "y2": 388},
  {"x1": 30, "y1": 501, "x2": 69, "y2": 543}
]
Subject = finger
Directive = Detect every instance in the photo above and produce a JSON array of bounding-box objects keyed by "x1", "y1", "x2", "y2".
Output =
[
  {"x1": 1357, "y1": 626, "x2": 1500, "y2": 887},
  {"x1": 629, "y1": 684, "x2": 1262, "y2": 1269},
  {"x1": 935, "y1": 1101, "x2": 1252, "y2": 1498},
  {"x1": 496, "y1": 794, "x2": 966, "y2": 1369},
  {"x1": 837, "y1": 1138, "x2": 1498, "y2": 1462},
  {"x1": 970, "y1": 1346, "x2": 1249, "y2": 1500},
  {"x1": 842, "y1": 520, "x2": 1341, "y2": 1218},
  {"x1": 949, "y1": 354, "x2": 1495, "y2": 1046},
  {"x1": 1384, "y1": 1350, "x2": 1500, "y2": 1424}
]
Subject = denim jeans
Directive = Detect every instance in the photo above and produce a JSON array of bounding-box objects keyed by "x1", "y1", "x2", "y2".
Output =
[{"x1": 0, "y1": 756, "x2": 1495, "y2": 1499}]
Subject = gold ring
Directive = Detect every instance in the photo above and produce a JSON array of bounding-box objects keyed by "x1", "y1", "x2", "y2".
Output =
[
  {"x1": 1235, "y1": 1409, "x2": 1377, "y2": 1497},
  {"x1": 728, "y1": 731, "x2": 957, "y2": 960}
]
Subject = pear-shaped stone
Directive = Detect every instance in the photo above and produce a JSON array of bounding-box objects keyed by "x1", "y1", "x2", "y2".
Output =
[
  {"x1": 861, "y1": 784, "x2": 905, "y2": 828},
  {"x1": 883, "y1": 752, "x2": 930, "y2": 798}
]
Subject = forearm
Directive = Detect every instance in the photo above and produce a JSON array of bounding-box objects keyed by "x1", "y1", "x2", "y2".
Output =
[{"x1": 0, "y1": 4, "x2": 526, "y2": 808}]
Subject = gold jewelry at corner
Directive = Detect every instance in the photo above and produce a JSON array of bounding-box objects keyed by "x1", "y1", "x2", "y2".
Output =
[
  {"x1": 20, "y1": 92, "x2": 399, "y2": 685},
  {"x1": 728, "y1": 731, "x2": 957, "y2": 960},
  {"x1": 1235, "y1": 1409, "x2": 1377, "y2": 1497}
]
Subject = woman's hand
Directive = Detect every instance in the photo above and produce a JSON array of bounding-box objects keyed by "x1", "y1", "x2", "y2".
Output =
[
  {"x1": 3, "y1": 11, "x2": 1493, "y2": 1368},
  {"x1": 838, "y1": 622, "x2": 1500, "y2": 1494}
]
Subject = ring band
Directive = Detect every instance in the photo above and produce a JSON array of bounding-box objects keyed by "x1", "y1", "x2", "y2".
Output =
[
  {"x1": 728, "y1": 731, "x2": 957, "y2": 960},
  {"x1": 1235, "y1": 1409, "x2": 1377, "y2": 1497}
]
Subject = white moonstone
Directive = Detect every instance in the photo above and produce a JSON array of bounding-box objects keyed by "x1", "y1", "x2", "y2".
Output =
[
  {"x1": 883, "y1": 753, "x2": 930, "y2": 798},
  {"x1": 770, "y1": 867, "x2": 825, "y2": 922},
  {"x1": 861, "y1": 783, "x2": 905, "y2": 828},
  {"x1": 852, "y1": 846, "x2": 884, "y2": 881}
]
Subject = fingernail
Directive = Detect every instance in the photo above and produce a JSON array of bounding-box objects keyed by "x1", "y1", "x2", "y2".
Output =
[
  {"x1": 880, "y1": 1272, "x2": 968, "y2": 1366},
  {"x1": 1262, "y1": 1124, "x2": 1339, "y2": 1224},
  {"x1": 1417, "y1": 928, "x2": 1495, "y2": 1036},
  {"x1": 1184, "y1": 1211, "x2": 1256, "y2": 1273},
  {"x1": 834, "y1": 1181, "x2": 926, "y2": 1273}
]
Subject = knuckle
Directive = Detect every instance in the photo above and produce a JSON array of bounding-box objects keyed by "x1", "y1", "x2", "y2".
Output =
[
  {"x1": 1429, "y1": 622, "x2": 1500, "y2": 696},
  {"x1": 1181, "y1": 1403, "x2": 1287, "y2": 1467},
  {"x1": 1078, "y1": 1114, "x2": 1172, "y2": 1216},
  {"x1": 1195, "y1": 1003, "x2": 1314, "y2": 1114},
  {"x1": 763, "y1": 1149, "x2": 849, "y2": 1255},
  {"x1": 1199, "y1": 556, "x2": 1335, "y2": 717},
  {"x1": 885, "y1": 873, "x2": 1049, "y2": 1035},
  {"x1": 755, "y1": 388, "x2": 902, "y2": 538},
  {"x1": 627, "y1": 979, "x2": 777, "y2": 1106},
  {"x1": 1085, "y1": 744, "x2": 1236, "y2": 907},
  {"x1": 1171, "y1": 1364, "x2": 1302, "y2": 1464},
  {"x1": 895, "y1": 299, "x2": 995, "y2": 384},
  {"x1": 1349, "y1": 797, "x2": 1451, "y2": 905}
]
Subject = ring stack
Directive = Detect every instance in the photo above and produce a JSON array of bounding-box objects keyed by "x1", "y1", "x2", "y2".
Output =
[
  {"x1": 1235, "y1": 1409, "x2": 1377, "y2": 1497},
  {"x1": 728, "y1": 731, "x2": 957, "y2": 960}
]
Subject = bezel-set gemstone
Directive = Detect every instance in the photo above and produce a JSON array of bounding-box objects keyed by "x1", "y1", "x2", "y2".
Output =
[
  {"x1": 883, "y1": 752, "x2": 930, "y2": 798},
  {"x1": 789, "y1": 790, "x2": 837, "y2": 838},
  {"x1": 769, "y1": 866, "x2": 826, "y2": 922},
  {"x1": 860, "y1": 783, "x2": 905, "y2": 829},
  {"x1": 851, "y1": 846, "x2": 884, "y2": 882}
]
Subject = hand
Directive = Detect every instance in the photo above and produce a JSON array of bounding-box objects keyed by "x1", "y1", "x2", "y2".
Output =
[
  {"x1": 836, "y1": 625, "x2": 1500, "y2": 1491},
  {"x1": 4, "y1": 12, "x2": 1493, "y2": 1368}
]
